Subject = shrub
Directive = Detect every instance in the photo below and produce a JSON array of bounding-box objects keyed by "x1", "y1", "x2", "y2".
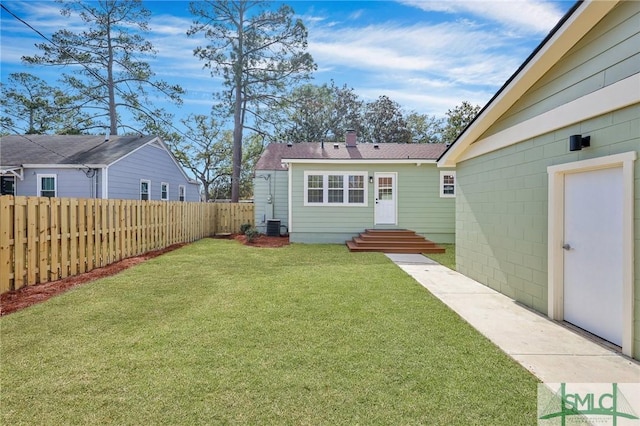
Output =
[
  {"x1": 240, "y1": 223, "x2": 252, "y2": 234},
  {"x1": 245, "y1": 227, "x2": 260, "y2": 243}
]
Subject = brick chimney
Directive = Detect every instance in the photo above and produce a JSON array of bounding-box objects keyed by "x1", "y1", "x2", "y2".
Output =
[{"x1": 345, "y1": 130, "x2": 357, "y2": 147}]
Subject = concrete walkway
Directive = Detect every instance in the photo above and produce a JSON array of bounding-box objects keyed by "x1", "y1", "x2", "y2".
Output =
[{"x1": 386, "y1": 253, "x2": 640, "y2": 384}]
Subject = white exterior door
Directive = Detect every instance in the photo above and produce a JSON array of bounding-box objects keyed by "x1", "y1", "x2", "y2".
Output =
[
  {"x1": 563, "y1": 167, "x2": 623, "y2": 346},
  {"x1": 374, "y1": 173, "x2": 396, "y2": 225}
]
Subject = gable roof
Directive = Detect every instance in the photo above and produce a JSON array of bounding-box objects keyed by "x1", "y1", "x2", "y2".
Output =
[
  {"x1": 256, "y1": 142, "x2": 448, "y2": 170},
  {"x1": 0, "y1": 134, "x2": 160, "y2": 168},
  {"x1": 438, "y1": 0, "x2": 622, "y2": 167}
]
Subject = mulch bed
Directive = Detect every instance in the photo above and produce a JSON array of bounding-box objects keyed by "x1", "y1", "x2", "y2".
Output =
[{"x1": 0, "y1": 234, "x2": 289, "y2": 317}]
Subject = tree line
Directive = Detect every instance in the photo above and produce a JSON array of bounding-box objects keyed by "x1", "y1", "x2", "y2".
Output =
[{"x1": 0, "y1": 0, "x2": 480, "y2": 201}]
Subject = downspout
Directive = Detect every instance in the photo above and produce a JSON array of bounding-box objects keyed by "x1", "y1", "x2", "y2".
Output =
[
  {"x1": 287, "y1": 163, "x2": 292, "y2": 234},
  {"x1": 101, "y1": 166, "x2": 108, "y2": 199}
]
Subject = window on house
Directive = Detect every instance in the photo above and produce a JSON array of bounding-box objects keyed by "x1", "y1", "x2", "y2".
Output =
[
  {"x1": 440, "y1": 171, "x2": 456, "y2": 198},
  {"x1": 304, "y1": 172, "x2": 367, "y2": 206},
  {"x1": 327, "y1": 175, "x2": 343, "y2": 203},
  {"x1": 161, "y1": 182, "x2": 169, "y2": 201},
  {"x1": 1, "y1": 176, "x2": 15, "y2": 195},
  {"x1": 348, "y1": 175, "x2": 365, "y2": 203},
  {"x1": 307, "y1": 174, "x2": 324, "y2": 203},
  {"x1": 179, "y1": 185, "x2": 185, "y2": 202},
  {"x1": 37, "y1": 174, "x2": 56, "y2": 197},
  {"x1": 140, "y1": 180, "x2": 150, "y2": 200}
]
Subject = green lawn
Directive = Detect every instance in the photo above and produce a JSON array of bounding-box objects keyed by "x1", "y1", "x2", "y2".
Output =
[
  {"x1": 1, "y1": 240, "x2": 538, "y2": 425},
  {"x1": 426, "y1": 243, "x2": 456, "y2": 269}
]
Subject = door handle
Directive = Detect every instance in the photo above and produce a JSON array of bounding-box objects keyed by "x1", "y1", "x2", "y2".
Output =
[{"x1": 562, "y1": 243, "x2": 571, "y2": 250}]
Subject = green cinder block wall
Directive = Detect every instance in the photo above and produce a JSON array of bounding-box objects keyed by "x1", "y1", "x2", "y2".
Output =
[{"x1": 455, "y1": 104, "x2": 640, "y2": 354}]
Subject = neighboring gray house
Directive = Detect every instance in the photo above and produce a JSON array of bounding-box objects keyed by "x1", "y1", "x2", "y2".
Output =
[
  {"x1": 0, "y1": 134, "x2": 200, "y2": 201},
  {"x1": 254, "y1": 132, "x2": 455, "y2": 244},
  {"x1": 438, "y1": 0, "x2": 639, "y2": 359}
]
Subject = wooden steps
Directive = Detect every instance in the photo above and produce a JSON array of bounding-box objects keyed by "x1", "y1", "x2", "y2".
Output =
[{"x1": 346, "y1": 229, "x2": 446, "y2": 254}]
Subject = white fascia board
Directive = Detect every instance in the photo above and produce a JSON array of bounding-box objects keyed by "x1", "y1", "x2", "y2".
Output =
[
  {"x1": 0, "y1": 167, "x2": 24, "y2": 180},
  {"x1": 459, "y1": 74, "x2": 640, "y2": 162},
  {"x1": 22, "y1": 164, "x2": 107, "y2": 168},
  {"x1": 438, "y1": 0, "x2": 619, "y2": 167},
  {"x1": 281, "y1": 159, "x2": 437, "y2": 165}
]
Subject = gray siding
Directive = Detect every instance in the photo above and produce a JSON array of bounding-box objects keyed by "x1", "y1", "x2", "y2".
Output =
[
  {"x1": 288, "y1": 163, "x2": 455, "y2": 244},
  {"x1": 108, "y1": 143, "x2": 199, "y2": 201},
  {"x1": 485, "y1": 1, "x2": 640, "y2": 137},
  {"x1": 16, "y1": 168, "x2": 97, "y2": 198},
  {"x1": 254, "y1": 170, "x2": 289, "y2": 234}
]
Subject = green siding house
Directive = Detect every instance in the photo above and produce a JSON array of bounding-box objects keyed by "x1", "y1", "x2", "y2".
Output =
[
  {"x1": 438, "y1": 0, "x2": 639, "y2": 359},
  {"x1": 254, "y1": 133, "x2": 455, "y2": 244}
]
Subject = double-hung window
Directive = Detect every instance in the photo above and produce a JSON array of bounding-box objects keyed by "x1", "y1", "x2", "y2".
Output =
[
  {"x1": 307, "y1": 174, "x2": 324, "y2": 203},
  {"x1": 178, "y1": 185, "x2": 185, "y2": 202},
  {"x1": 327, "y1": 175, "x2": 344, "y2": 203},
  {"x1": 161, "y1": 182, "x2": 169, "y2": 201},
  {"x1": 37, "y1": 174, "x2": 56, "y2": 197},
  {"x1": 140, "y1": 179, "x2": 150, "y2": 200},
  {"x1": 304, "y1": 172, "x2": 367, "y2": 206},
  {"x1": 440, "y1": 171, "x2": 456, "y2": 197}
]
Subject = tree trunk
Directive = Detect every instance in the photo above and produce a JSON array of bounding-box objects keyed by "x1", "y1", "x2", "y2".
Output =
[
  {"x1": 106, "y1": 21, "x2": 118, "y2": 135},
  {"x1": 230, "y1": 7, "x2": 244, "y2": 203}
]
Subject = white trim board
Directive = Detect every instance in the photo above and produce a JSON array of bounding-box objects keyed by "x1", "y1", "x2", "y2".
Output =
[
  {"x1": 458, "y1": 74, "x2": 640, "y2": 163},
  {"x1": 22, "y1": 164, "x2": 106, "y2": 169},
  {"x1": 437, "y1": 0, "x2": 620, "y2": 167},
  {"x1": 281, "y1": 159, "x2": 436, "y2": 165},
  {"x1": 547, "y1": 151, "x2": 636, "y2": 357}
]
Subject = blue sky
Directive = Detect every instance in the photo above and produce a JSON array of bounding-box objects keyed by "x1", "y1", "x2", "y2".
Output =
[{"x1": 1, "y1": 0, "x2": 576, "y2": 132}]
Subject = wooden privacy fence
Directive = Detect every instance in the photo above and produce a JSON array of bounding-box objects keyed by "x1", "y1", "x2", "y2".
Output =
[{"x1": 0, "y1": 196, "x2": 254, "y2": 293}]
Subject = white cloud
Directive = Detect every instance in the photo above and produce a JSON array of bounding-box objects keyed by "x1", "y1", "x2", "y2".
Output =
[
  {"x1": 399, "y1": 0, "x2": 565, "y2": 35},
  {"x1": 298, "y1": 1, "x2": 560, "y2": 116},
  {"x1": 307, "y1": 19, "x2": 528, "y2": 90}
]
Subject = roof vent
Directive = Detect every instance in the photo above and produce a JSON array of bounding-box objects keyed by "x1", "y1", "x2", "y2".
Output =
[
  {"x1": 104, "y1": 132, "x2": 109, "y2": 142},
  {"x1": 287, "y1": 142, "x2": 293, "y2": 147},
  {"x1": 333, "y1": 143, "x2": 340, "y2": 149},
  {"x1": 373, "y1": 144, "x2": 379, "y2": 149}
]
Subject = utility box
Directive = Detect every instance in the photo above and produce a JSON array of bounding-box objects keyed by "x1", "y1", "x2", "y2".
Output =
[{"x1": 266, "y1": 219, "x2": 280, "y2": 237}]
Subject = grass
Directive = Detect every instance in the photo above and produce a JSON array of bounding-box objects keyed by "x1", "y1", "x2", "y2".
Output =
[
  {"x1": 425, "y1": 243, "x2": 456, "y2": 269},
  {"x1": 1, "y1": 240, "x2": 538, "y2": 425}
]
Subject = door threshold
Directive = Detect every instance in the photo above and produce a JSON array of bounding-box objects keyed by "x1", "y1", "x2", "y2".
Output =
[{"x1": 562, "y1": 321, "x2": 622, "y2": 353}]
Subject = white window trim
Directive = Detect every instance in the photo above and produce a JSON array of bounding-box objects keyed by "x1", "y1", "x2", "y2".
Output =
[
  {"x1": 140, "y1": 179, "x2": 150, "y2": 200},
  {"x1": 440, "y1": 171, "x2": 456, "y2": 198},
  {"x1": 161, "y1": 182, "x2": 169, "y2": 201},
  {"x1": 303, "y1": 171, "x2": 368, "y2": 207},
  {"x1": 547, "y1": 151, "x2": 636, "y2": 358},
  {"x1": 178, "y1": 185, "x2": 186, "y2": 202},
  {"x1": 37, "y1": 174, "x2": 57, "y2": 197}
]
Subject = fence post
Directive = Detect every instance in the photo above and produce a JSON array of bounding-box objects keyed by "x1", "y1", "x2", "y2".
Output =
[
  {"x1": 37, "y1": 197, "x2": 50, "y2": 284},
  {"x1": 0, "y1": 196, "x2": 13, "y2": 293}
]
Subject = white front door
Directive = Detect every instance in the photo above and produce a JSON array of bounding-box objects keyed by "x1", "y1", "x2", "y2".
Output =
[
  {"x1": 374, "y1": 173, "x2": 396, "y2": 225},
  {"x1": 563, "y1": 167, "x2": 623, "y2": 346}
]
